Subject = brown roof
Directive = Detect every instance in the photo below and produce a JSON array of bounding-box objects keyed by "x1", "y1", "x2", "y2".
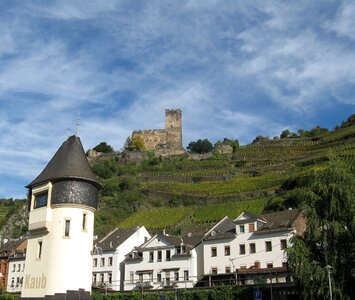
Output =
[
  {"x1": 257, "y1": 209, "x2": 302, "y2": 232},
  {"x1": 27, "y1": 135, "x2": 100, "y2": 188}
]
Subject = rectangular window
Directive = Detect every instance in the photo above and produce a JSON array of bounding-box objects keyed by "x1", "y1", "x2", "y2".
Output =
[
  {"x1": 34, "y1": 192, "x2": 48, "y2": 209},
  {"x1": 37, "y1": 241, "x2": 43, "y2": 259},
  {"x1": 184, "y1": 270, "x2": 189, "y2": 281},
  {"x1": 93, "y1": 273, "x2": 97, "y2": 283},
  {"x1": 93, "y1": 258, "x2": 97, "y2": 267},
  {"x1": 266, "y1": 241, "x2": 272, "y2": 252},
  {"x1": 100, "y1": 257, "x2": 105, "y2": 267},
  {"x1": 211, "y1": 267, "x2": 218, "y2": 275},
  {"x1": 64, "y1": 219, "x2": 70, "y2": 237},
  {"x1": 280, "y1": 239, "x2": 287, "y2": 250},
  {"x1": 166, "y1": 250, "x2": 171, "y2": 261},
  {"x1": 149, "y1": 251, "x2": 154, "y2": 262},
  {"x1": 82, "y1": 213, "x2": 87, "y2": 231},
  {"x1": 157, "y1": 273, "x2": 162, "y2": 282},
  {"x1": 267, "y1": 263, "x2": 273, "y2": 269},
  {"x1": 225, "y1": 266, "x2": 231, "y2": 273},
  {"x1": 239, "y1": 244, "x2": 245, "y2": 255},
  {"x1": 100, "y1": 274, "x2": 104, "y2": 283},
  {"x1": 11, "y1": 278, "x2": 14, "y2": 287},
  {"x1": 240, "y1": 225, "x2": 245, "y2": 233},
  {"x1": 17, "y1": 264, "x2": 21, "y2": 272},
  {"x1": 139, "y1": 274, "x2": 143, "y2": 282},
  {"x1": 157, "y1": 250, "x2": 162, "y2": 261},
  {"x1": 249, "y1": 243, "x2": 256, "y2": 254},
  {"x1": 224, "y1": 245, "x2": 230, "y2": 256},
  {"x1": 108, "y1": 257, "x2": 113, "y2": 266},
  {"x1": 174, "y1": 272, "x2": 179, "y2": 281},
  {"x1": 108, "y1": 273, "x2": 112, "y2": 284},
  {"x1": 149, "y1": 273, "x2": 153, "y2": 281},
  {"x1": 129, "y1": 272, "x2": 134, "y2": 283},
  {"x1": 12, "y1": 264, "x2": 16, "y2": 272},
  {"x1": 211, "y1": 247, "x2": 217, "y2": 257},
  {"x1": 249, "y1": 223, "x2": 255, "y2": 232}
]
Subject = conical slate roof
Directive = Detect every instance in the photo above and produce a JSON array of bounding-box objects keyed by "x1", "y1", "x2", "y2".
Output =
[{"x1": 27, "y1": 135, "x2": 100, "y2": 188}]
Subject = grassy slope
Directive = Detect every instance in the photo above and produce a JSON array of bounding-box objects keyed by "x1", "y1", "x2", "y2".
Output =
[{"x1": 92, "y1": 124, "x2": 355, "y2": 238}]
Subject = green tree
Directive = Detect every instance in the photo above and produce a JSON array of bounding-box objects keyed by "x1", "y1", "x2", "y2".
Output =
[
  {"x1": 187, "y1": 139, "x2": 213, "y2": 154},
  {"x1": 287, "y1": 164, "x2": 355, "y2": 299},
  {"x1": 280, "y1": 129, "x2": 291, "y2": 139},
  {"x1": 123, "y1": 136, "x2": 146, "y2": 152},
  {"x1": 93, "y1": 142, "x2": 113, "y2": 153}
]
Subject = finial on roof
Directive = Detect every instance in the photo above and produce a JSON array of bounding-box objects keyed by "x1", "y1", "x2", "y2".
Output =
[
  {"x1": 76, "y1": 112, "x2": 80, "y2": 137},
  {"x1": 67, "y1": 128, "x2": 71, "y2": 139}
]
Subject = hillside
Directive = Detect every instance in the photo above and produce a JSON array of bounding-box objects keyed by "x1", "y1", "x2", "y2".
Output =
[
  {"x1": 0, "y1": 116, "x2": 354, "y2": 240},
  {"x1": 91, "y1": 118, "x2": 355, "y2": 237}
]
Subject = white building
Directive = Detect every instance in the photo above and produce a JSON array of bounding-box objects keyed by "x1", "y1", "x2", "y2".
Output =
[
  {"x1": 92, "y1": 226, "x2": 151, "y2": 291},
  {"x1": 21, "y1": 135, "x2": 101, "y2": 299},
  {"x1": 201, "y1": 209, "x2": 305, "y2": 286},
  {"x1": 124, "y1": 233, "x2": 203, "y2": 291},
  {"x1": 7, "y1": 255, "x2": 26, "y2": 293}
]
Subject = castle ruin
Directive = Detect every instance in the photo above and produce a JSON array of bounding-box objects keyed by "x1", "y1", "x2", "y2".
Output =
[{"x1": 132, "y1": 109, "x2": 185, "y2": 156}]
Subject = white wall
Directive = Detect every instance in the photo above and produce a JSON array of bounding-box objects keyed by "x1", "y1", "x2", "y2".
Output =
[
  {"x1": 7, "y1": 258, "x2": 25, "y2": 293},
  {"x1": 92, "y1": 226, "x2": 151, "y2": 291},
  {"x1": 22, "y1": 183, "x2": 95, "y2": 299},
  {"x1": 124, "y1": 237, "x2": 199, "y2": 291}
]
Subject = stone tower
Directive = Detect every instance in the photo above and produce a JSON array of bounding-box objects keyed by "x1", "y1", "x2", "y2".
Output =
[
  {"x1": 21, "y1": 135, "x2": 100, "y2": 299},
  {"x1": 165, "y1": 109, "x2": 183, "y2": 150}
]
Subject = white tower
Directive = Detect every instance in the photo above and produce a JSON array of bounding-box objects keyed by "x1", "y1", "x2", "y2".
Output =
[{"x1": 21, "y1": 135, "x2": 100, "y2": 299}]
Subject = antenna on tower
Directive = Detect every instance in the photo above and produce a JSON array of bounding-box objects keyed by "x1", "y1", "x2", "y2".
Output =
[{"x1": 76, "y1": 112, "x2": 80, "y2": 136}]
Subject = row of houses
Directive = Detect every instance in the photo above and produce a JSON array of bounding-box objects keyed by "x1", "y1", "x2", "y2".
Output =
[
  {"x1": 92, "y1": 209, "x2": 305, "y2": 291},
  {"x1": 0, "y1": 208, "x2": 305, "y2": 293}
]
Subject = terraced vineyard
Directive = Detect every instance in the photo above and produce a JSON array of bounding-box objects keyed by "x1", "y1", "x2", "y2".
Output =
[{"x1": 86, "y1": 123, "x2": 355, "y2": 237}]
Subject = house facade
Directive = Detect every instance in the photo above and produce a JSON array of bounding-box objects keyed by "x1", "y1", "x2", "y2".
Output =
[
  {"x1": 124, "y1": 233, "x2": 203, "y2": 291},
  {"x1": 7, "y1": 255, "x2": 26, "y2": 293},
  {"x1": 200, "y1": 209, "x2": 306, "y2": 286},
  {"x1": 92, "y1": 226, "x2": 150, "y2": 291}
]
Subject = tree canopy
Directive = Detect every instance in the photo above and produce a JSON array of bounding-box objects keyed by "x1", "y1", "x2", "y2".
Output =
[
  {"x1": 93, "y1": 142, "x2": 113, "y2": 153},
  {"x1": 187, "y1": 139, "x2": 213, "y2": 154},
  {"x1": 287, "y1": 164, "x2": 355, "y2": 299},
  {"x1": 123, "y1": 136, "x2": 146, "y2": 152}
]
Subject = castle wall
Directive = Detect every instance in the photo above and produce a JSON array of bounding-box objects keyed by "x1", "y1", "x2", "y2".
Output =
[
  {"x1": 132, "y1": 129, "x2": 167, "y2": 151},
  {"x1": 131, "y1": 109, "x2": 184, "y2": 156}
]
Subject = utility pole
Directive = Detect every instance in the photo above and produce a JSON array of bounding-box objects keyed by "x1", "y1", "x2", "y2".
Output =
[{"x1": 325, "y1": 265, "x2": 333, "y2": 300}]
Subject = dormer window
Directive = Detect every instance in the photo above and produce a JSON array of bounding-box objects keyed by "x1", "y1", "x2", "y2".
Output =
[
  {"x1": 109, "y1": 241, "x2": 113, "y2": 248},
  {"x1": 239, "y1": 225, "x2": 245, "y2": 233},
  {"x1": 34, "y1": 192, "x2": 48, "y2": 209}
]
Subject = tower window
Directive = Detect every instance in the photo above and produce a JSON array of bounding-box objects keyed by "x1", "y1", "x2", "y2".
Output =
[
  {"x1": 82, "y1": 213, "x2": 87, "y2": 231},
  {"x1": 64, "y1": 220, "x2": 70, "y2": 237},
  {"x1": 34, "y1": 192, "x2": 48, "y2": 209},
  {"x1": 37, "y1": 241, "x2": 43, "y2": 259}
]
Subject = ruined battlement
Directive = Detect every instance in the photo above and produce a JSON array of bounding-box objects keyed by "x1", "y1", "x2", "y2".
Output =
[{"x1": 132, "y1": 109, "x2": 184, "y2": 156}]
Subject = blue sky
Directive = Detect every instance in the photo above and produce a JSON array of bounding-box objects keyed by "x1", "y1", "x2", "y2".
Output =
[{"x1": 0, "y1": 0, "x2": 354, "y2": 199}]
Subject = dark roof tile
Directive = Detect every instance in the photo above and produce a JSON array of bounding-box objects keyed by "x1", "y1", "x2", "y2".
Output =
[{"x1": 27, "y1": 135, "x2": 100, "y2": 188}]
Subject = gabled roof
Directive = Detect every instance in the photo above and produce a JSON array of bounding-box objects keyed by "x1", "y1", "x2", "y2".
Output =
[
  {"x1": 257, "y1": 209, "x2": 302, "y2": 233},
  {"x1": 182, "y1": 235, "x2": 203, "y2": 248},
  {"x1": 234, "y1": 211, "x2": 265, "y2": 224},
  {"x1": 96, "y1": 227, "x2": 140, "y2": 251},
  {"x1": 27, "y1": 135, "x2": 100, "y2": 188},
  {"x1": 205, "y1": 216, "x2": 236, "y2": 237},
  {"x1": 0, "y1": 238, "x2": 27, "y2": 256}
]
